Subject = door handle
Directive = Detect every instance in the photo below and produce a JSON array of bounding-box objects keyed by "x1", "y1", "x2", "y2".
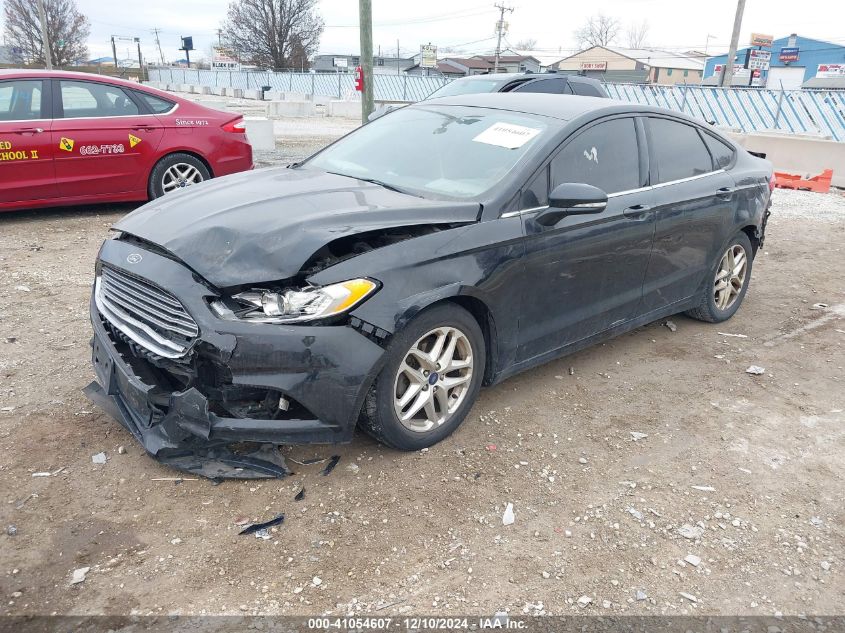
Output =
[
  {"x1": 717, "y1": 186, "x2": 736, "y2": 198},
  {"x1": 622, "y1": 204, "x2": 652, "y2": 218},
  {"x1": 132, "y1": 124, "x2": 155, "y2": 131},
  {"x1": 13, "y1": 127, "x2": 44, "y2": 134}
]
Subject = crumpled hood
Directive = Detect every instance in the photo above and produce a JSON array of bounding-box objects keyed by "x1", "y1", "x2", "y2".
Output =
[{"x1": 115, "y1": 167, "x2": 481, "y2": 287}]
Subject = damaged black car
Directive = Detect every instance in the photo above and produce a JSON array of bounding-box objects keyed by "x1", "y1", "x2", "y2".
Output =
[{"x1": 86, "y1": 93, "x2": 772, "y2": 474}]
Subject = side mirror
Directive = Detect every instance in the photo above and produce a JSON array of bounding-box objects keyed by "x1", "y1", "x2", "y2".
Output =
[{"x1": 536, "y1": 183, "x2": 608, "y2": 227}]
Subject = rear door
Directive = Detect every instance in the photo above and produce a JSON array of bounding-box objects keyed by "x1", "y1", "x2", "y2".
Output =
[
  {"x1": 51, "y1": 79, "x2": 164, "y2": 198},
  {"x1": 639, "y1": 116, "x2": 739, "y2": 312},
  {"x1": 0, "y1": 78, "x2": 57, "y2": 204}
]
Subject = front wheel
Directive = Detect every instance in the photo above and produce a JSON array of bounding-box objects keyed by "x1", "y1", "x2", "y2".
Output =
[
  {"x1": 358, "y1": 303, "x2": 486, "y2": 451},
  {"x1": 149, "y1": 153, "x2": 210, "y2": 199},
  {"x1": 686, "y1": 232, "x2": 754, "y2": 323}
]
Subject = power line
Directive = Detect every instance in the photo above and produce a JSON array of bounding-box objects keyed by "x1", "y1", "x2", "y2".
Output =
[{"x1": 493, "y1": 3, "x2": 514, "y2": 72}]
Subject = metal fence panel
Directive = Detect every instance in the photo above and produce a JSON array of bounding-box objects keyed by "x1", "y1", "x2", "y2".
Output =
[{"x1": 148, "y1": 68, "x2": 845, "y2": 141}]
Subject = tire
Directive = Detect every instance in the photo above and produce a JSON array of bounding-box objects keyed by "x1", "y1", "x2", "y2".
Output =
[
  {"x1": 358, "y1": 303, "x2": 486, "y2": 451},
  {"x1": 685, "y1": 232, "x2": 754, "y2": 323},
  {"x1": 148, "y1": 153, "x2": 211, "y2": 199}
]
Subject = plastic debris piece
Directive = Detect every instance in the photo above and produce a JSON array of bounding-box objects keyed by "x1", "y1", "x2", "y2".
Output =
[
  {"x1": 664, "y1": 320, "x2": 677, "y2": 332},
  {"x1": 630, "y1": 432, "x2": 648, "y2": 441},
  {"x1": 31, "y1": 472, "x2": 52, "y2": 477},
  {"x1": 253, "y1": 528, "x2": 271, "y2": 540},
  {"x1": 294, "y1": 488, "x2": 305, "y2": 501},
  {"x1": 91, "y1": 452, "x2": 106, "y2": 464},
  {"x1": 70, "y1": 567, "x2": 90, "y2": 584},
  {"x1": 502, "y1": 502, "x2": 515, "y2": 526},
  {"x1": 745, "y1": 365, "x2": 765, "y2": 375},
  {"x1": 684, "y1": 554, "x2": 701, "y2": 567},
  {"x1": 717, "y1": 332, "x2": 747, "y2": 338},
  {"x1": 679, "y1": 592, "x2": 698, "y2": 603},
  {"x1": 320, "y1": 455, "x2": 341, "y2": 476},
  {"x1": 239, "y1": 513, "x2": 285, "y2": 535},
  {"x1": 691, "y1": 485, "x2": 716, "y2": 492}
]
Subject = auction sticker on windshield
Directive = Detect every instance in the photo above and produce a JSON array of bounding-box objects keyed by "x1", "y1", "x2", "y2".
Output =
[{"x1": 473, "y1": 122, "x2": 541, "y2": 149}]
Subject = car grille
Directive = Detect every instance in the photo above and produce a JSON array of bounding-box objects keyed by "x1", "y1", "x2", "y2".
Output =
[{"x1": 95, "y1": 265, "x2": 199, "y2": 359}]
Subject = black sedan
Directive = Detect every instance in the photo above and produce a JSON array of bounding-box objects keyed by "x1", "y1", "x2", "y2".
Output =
[{"x1": 85, "y1": 93, "x2": 772, "y2": 475}]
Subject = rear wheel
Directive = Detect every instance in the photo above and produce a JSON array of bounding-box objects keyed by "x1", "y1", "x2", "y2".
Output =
[
  {"x1": 359, "y1": 304, "x2": 485, "y2": 451},
  {"x1": 686, "y1": 232, "x2": 753, "y2": 323},
  {"x1": 149, "y1": 153, "x2": 210, "y2": 199}
]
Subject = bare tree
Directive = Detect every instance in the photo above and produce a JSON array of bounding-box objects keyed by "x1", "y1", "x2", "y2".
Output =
[
  {"x1": 573, "y1": 14, "x2": 620, "y2": 49},
  {"x1": 515, "y1": 38, "x2": 538, "y2": 50},
  {"x1": 221, "y1": 0, "x2": 323, "y2": 70},
  {"x1": 626, "y1": 20, "x2": 650, "y2": 49},
  {"x1": 3, "y1": 0, "x2": 90, "y2": 67}
]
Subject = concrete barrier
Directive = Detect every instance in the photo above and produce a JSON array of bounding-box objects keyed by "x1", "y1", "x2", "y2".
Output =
[
  {"x1": 727, "y1": 131, "x2": 845, "y2": 188},
  {"x1": 243, "y1": 89, "x2": 263, "y2": 100},
  {"x1": 265, "y1": 100, "x2": 315, "y2": 117},
  {"x1": 265, "y1": 91, "x2": 286, "y2": 101},
  {"x1": 179, "y1": 84, "x2": 193, "y2": 93},
  {"x1": 327, "y1": 100, "x2": 360, "y2": 118},
  {"x1": 223, "y1": 87, "x2": 244, "y2": 99},
  {"x1": 210, "y1": 86, "x2": 226, "y2": 96},
  {"x1": 283, "y1": 91, "x2": 308, "y2": 101},
  {"x1": 244, "y1": 119, "x2": 275, "y2": 151}
]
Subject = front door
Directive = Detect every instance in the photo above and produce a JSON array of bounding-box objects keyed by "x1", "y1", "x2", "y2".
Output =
[
  {"x1": 51, "y1": 79, "x2": 164, "y2": 199},
  {"x1": 517, "y1": 116, "x2": 656, "y2": 362},
  {"x1": 0, "y1": 78, "x2": 57, "y2": 205}
]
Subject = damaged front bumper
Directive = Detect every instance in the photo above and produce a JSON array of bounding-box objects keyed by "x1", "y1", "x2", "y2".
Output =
[{"x1": 85, "y1": 238, "x2": 387, "y2": 478}]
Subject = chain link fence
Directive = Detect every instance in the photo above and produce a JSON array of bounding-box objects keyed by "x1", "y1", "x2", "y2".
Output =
[{"x1": 149, "y1": 67, "x2": 845, "y2": 141}]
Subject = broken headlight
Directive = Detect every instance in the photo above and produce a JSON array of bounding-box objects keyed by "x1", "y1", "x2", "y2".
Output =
[{"x1": 212, "y1": 279, "x2": 378, "y2": 324}]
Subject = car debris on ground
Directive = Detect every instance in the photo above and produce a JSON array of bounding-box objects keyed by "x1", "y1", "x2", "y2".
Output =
[
  {"x1": 238, "y1": 513, "x2": 285, "y2": 536},
  {"x1": 745, "y1": 365, "x2": 766, "y2": 375}
]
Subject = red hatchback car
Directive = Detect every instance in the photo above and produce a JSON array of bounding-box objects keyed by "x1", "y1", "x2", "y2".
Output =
[{"x1": 0, "y1": 69, "x2": 253, "y2": 212}]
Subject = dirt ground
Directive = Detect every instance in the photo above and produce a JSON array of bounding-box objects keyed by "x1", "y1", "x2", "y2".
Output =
[{"x1": 1, "y1": 138, "x2": 843, "y2": 618}]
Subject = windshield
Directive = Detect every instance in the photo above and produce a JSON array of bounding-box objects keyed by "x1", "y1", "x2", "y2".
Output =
[
  {"x1": 427, "y1": 79, "x2": 503, "y2": 99},
  {"x1": 302, "y1": 105, "x2": 549, "y2": 199}
]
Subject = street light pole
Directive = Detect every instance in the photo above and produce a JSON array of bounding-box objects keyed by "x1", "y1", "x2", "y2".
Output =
[
  {"x1": 359, "y1": 0, "x2": 374, "y2": 123},
  {"x1": 35, "y1": 0, "x2": 52, "y2": 70},
  {"x1": 719, "y1": 0, "x2": 746, "y2": 87}
]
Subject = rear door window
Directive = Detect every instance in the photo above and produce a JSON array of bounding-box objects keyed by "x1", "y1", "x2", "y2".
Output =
[
  {"x1": 648, "y1": 117, "x2": 714, "y2": 183},
  {"x1": 702, "y1": 133, "x2": 735, "y2": 169},
  {"x1": 58, "y1": 80, "x2": 140, "y2": 118},
  {"x1": 134, "y1": 91, "x2": 175, "y2": 114},
  {"x1": 514, "y1": 78, "x2": 571, "y2": 94},
  {"x1": 550, "y1": 117, "x2": 640, "y2": 194},
  {"x1": 0, "y1": 80, "x2": 43, "y2": 121}
]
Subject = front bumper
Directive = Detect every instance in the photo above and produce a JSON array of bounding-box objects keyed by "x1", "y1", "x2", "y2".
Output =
[{"x1": 85, "y1": 238, "x2": 387, "y2": 476}]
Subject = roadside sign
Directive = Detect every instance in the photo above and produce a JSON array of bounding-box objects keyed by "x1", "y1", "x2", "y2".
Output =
[
  {"x1": 817, "y1": 63, "x2": 844, "y2": 78},
  {"x1": 580, "y1": 61, "x2": 607, "y2": 71},
  {"x1": 211, "y1": 46, "x2": 240, "y2": 71},
  {"x1": 750, "y1": 33, "x2": 774, "y2": 47},
  {"x1": 333, "y1": 57, "x2": 348, "y2": 68},
  {"x1": 779, "y1": 47, "x2": 800, "y2": 62},
  {"x1": 420, "y1": 44, "x2": 437, "y2": 69},
  {"x1": 746, "y1": 49, "x2": 771, "y2": 71}
]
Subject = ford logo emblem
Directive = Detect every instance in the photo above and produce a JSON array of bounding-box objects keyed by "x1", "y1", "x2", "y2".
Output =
[{"x1": 126, "y1": 253, "x2": 143, "y2": 264}]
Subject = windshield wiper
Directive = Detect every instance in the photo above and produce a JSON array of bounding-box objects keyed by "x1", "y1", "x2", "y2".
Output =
[{"x1": 354, "y1": 177, "x2": 420, "y2": 197}]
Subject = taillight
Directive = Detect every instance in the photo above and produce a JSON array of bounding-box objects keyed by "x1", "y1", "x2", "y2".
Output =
[
  {"x1": 769, "y1": 173, "x2": 776, "y2": 192},
  {"x1": 222, "y1": 118, "x2": 247, "y2": 133}
]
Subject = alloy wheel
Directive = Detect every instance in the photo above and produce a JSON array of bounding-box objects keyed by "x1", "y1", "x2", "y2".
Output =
[
  {"x1": 162, "y1": 163, "x2": 204, "y2": 193},
  {"x1": 393, "y1": 326, "x2": 474, "y2": 433},
  {"x1": 714, "y1": 244, "x2": 748, "y2": 311}
]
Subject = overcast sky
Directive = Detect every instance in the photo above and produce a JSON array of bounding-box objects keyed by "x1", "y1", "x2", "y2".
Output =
[{"x1": 13, "y1": 0, "x2": 845, "y2": 63}]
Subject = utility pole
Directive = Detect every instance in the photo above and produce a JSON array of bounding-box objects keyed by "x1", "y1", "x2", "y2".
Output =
[
  {"x1": 111, "y1": 36, "x2": 118, "y2": 72},
  {"x1": 719, "y1": 0, "x2": 746, "y2": 87},
  {"x1": 35, "y1": 0, "x2": 52, "y2": 70},
  {"x1": 396, "y1": 39, "x2": 400, "y2": 75},
  {"x1": 152, "y1": 28, "x2": 165, "y2": 64},
  {"x1": 493, "y1": 3, "x2": 513, "y2": 73},
  {"x1": 136, "y1": 38, "x2": 144, "y2": 81},
  {"x1": 359, "y1": 0, "x2": 374, "y2": 123}
]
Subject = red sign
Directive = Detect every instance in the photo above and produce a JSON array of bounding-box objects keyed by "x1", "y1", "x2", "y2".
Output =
[{"x1": 354, "y1": 66, "x2": 364, "y2": 92}]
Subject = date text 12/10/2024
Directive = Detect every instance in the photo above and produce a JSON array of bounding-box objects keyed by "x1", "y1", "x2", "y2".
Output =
[{"x1": 306, "y1": 617, "x2": 526, "y2": 630}]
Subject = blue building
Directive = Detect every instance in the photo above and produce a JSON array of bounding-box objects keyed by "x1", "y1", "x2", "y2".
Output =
[{"x1": 704, "y1": 34, "x2": 845, "y2": 89}]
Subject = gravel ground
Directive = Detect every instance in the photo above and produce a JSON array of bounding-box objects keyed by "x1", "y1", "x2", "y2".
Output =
[{"x1": 0, "y1": 135, "x2": 843, "y2": 618}]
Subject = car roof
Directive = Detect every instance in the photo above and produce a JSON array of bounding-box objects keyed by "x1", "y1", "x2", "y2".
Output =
[
  {"x1": 421, "y1": 92, "x2": 682, "y2": 122},
  {"x1": 1, "y1": 68, "x2": 148, "y2": 89},
  {"x1": 0, "y1": 68, "x2": 182, "y2": 101}
]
